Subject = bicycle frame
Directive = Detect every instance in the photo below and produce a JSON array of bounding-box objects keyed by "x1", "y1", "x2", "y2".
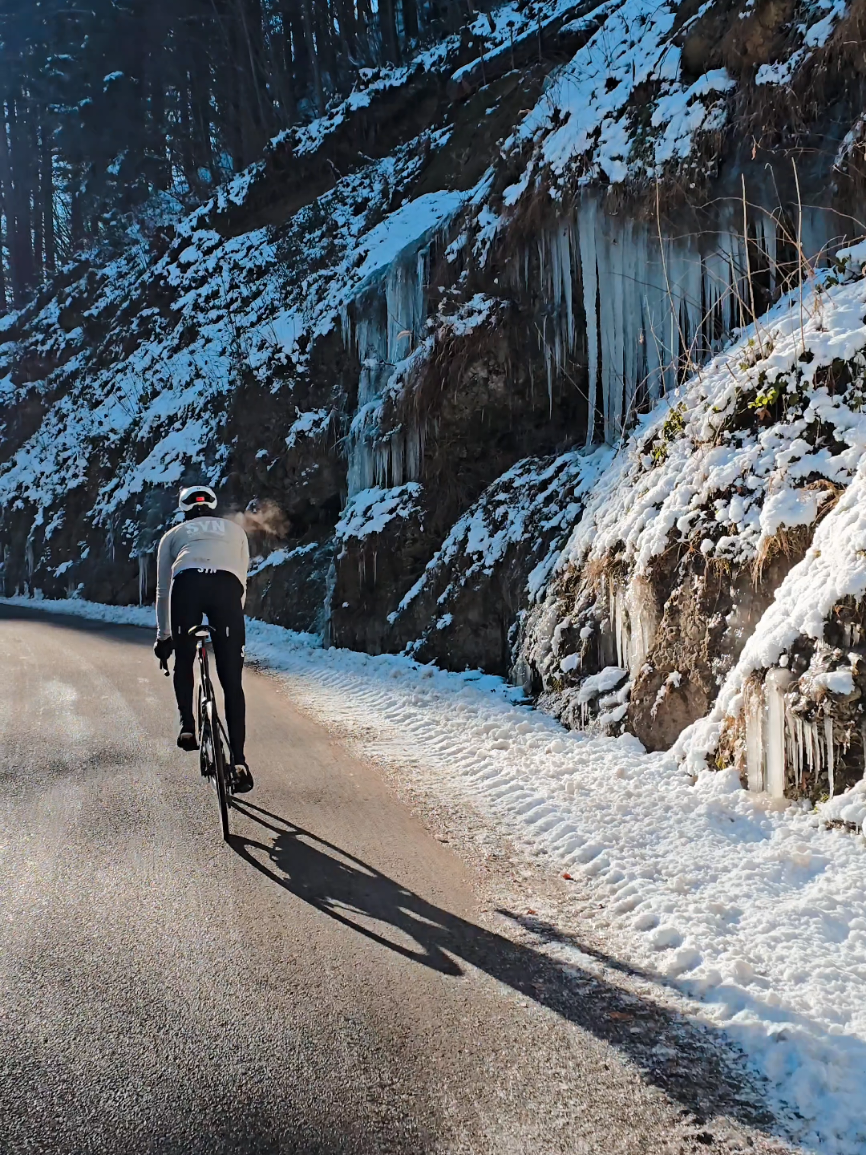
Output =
[
  {"x1": 192, "y1": 625, "x2": 232, "y2": 841},
  {"x1": 194, "y1": 630, "x2": 231, "y2": 751}
]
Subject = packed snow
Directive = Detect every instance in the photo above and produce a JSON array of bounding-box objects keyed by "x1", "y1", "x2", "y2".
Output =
[{"x1": 4, "y1": 591, "x2": 865, "y2": 1153}]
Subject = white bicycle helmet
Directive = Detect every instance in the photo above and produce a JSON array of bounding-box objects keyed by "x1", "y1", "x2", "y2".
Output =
[{"x1": 178, "y1": 484, "x2": 218, "y2": 512}]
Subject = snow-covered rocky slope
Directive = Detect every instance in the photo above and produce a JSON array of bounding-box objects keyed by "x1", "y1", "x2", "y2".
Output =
[
  {"x1": 519, "y1": 241, "x2": 866, "y2": 805},
  {"x1": 0, "y1": 0, "x2": 865, "y2": 745},
  {"x1": 0, "y1": 0, "x2": 862, "y2": 652}
]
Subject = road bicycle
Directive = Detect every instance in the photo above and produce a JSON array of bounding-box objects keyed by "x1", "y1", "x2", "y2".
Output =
[{"x1": 192, "y1": 624, "x2": 235, "y2": 842}]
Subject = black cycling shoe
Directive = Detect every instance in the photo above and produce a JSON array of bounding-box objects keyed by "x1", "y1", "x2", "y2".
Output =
[
  {"x1": 177, "y1": 729, "x2": 199, "y2": 752},
  {"x1": 233, "y1": 763, "x2": 254, "y2": 793}
]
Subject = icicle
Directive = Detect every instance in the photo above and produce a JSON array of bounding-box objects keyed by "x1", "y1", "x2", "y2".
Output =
[
  {"x1": 138, "y1": 554, "x2": 148, "y2": 606},
  {"x1": 610, "y1": 219, "x2": 626, "y2": 439},
  {"x1": 789, "y1": 706, "x2": 812, "y2": 790},
  {"x1": 681, "y1": 247, "x2": 704, "y2": 371},
  {"x1": 785, "y1": 704, "x2": 798, "y2": 788},
  {"x1": 340, "y1": 304, "x2": 353, "y2": 351},
  {"x1": 797, "y1": 717, "x2": 806, "y2": 789},
  {"x1": 745, "y1": 682, "x2": 764, "y2": 793},
  {"x1": 578, "y1": 199, "x2": 599, "y2": 445},
  {"x1": 321, "y1": 556, "x2": 337, "y2": 647},
  {"x1": 565, "y1": 195, "x2": 818, "y2": 450},
  {"x1": 562, "y1": 223, "x2": 575, "y2": 354},
  {"x1": 608, "y1": 584, "x2": 629, "y2": 670},
  {"x1": 825, "y1": 715, "x2": 835, "y2": 797},
  {"x1": 801, "y1": 716, "x2": 824, "y2": 785},
  {"x1": 716, "y1": 228, "x2": 739, "y2": 333},
  {"x1": 596, "y1": 217, "x2": 618, "y2": 442},
  {"x1": 758, "y1": 214, "x2": 777, "y2": 295},
  {"x1": 345, "y1": 231, "x2": 435, "y2": 498},
  {"x1": 625, "y1": 577, "x2": 657, "y2": 675},
  {"x1": 764, "y1": 668, "x2": 792, "y2": 797}
]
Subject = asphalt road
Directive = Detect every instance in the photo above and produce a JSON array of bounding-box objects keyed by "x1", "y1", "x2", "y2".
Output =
[{"x1": 0, "y1": 604, "x2": 791, "y2": 1155}]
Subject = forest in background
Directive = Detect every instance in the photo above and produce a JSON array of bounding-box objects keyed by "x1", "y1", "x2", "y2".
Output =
[{"x1": 0, "y1": 0, "x2": 482, "y2": 311}]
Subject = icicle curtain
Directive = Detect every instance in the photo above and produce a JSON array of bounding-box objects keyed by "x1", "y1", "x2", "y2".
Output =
[{"x1": 519, "y1": 194, "x2": 837, "y2": 445}]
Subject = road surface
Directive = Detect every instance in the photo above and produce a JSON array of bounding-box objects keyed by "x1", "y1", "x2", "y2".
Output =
[{"x1": 0, "y1": 604, "x2": 789, "y2": 1154}]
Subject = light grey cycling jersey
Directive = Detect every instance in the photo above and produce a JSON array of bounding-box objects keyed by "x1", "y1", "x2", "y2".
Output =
[{"x1": 155, "y1": 516, "x2": 250, "y2": 638}]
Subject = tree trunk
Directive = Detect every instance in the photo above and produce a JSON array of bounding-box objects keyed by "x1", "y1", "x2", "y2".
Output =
[
  {"x1": 275, "y1": 9, "x2": 298, "y2": 126},
  {"x1": 31, "y1": 111, "x2": 43, "y2": 282},
  {"x1": 1, "y1": 97, "x2": 34, "y2": 306},
  {"x1": 237, "y1": 0, "x2": 273, "y2": 146},
  {"x1": 40, "y1": 118, "x2": 55, "y2": 276},
  {"x1": 335, "y1": 0, "x2": 357, "y2": 60},
  {"x1": 378, "y1": 0, "x2": 399, "y2": 63},
  {"x1": 402, "y1": 0, "x2": 419, "y2": 43},
  {"x1": 301, "y1": 0, "x2": 325, "y2": 116},
  {"x1": 0, "y1": 187, "x2": 8, "y2": 314}
]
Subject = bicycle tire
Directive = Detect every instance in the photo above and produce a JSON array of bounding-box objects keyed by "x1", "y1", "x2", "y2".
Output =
[
  {"x1": 198, "y1": 688, "x2": 212, "y2": 777},
  {"x1": 209, "y1": 701, "x2": 231, "y2": 843}
]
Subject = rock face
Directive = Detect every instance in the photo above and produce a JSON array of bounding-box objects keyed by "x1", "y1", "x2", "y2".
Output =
[
  {"x1": 0, "y1": 0, "x2": 865, "y2": 793},
  {"x1": 385, "y1": 451, "x2": 590, "y2": 674},
  {"x1": 328, "y1": 306, "x2": 586, "y2": 657},
  {"x1": 626, "y1": 551, "x2": 807, "y2": 752}
]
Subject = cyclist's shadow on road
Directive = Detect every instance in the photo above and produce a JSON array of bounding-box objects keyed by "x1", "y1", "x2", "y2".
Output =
[{"x1": 229, "y1": 799, "x2": 782, "y2": 1139}]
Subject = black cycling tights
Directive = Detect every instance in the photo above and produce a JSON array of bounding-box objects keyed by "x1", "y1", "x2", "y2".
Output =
[{"x1": 171, "y1": 569, "x2": 246, "y2": 764}]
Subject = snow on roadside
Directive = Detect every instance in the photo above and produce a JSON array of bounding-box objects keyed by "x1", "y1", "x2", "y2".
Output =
[{"x1": 3, "y1": 593, "x2": 865, "y2": 1153}]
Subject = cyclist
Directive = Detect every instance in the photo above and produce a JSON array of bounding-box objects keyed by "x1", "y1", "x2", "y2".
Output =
[{"x1": 153, "y1": 484, "x2": 254, "y2": 793}]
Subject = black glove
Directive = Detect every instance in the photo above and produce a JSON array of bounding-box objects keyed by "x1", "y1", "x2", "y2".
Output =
[{"x1": 154, "y1": 637, "x2": 173, "y2": 674}]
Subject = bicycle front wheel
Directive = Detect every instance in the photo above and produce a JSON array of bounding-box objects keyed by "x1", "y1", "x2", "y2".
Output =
[{"x1": 208, "y1": 702, "x2": 231, "y2": 843}]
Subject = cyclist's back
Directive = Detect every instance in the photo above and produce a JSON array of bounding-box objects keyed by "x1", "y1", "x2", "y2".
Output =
[
  {"x1": 154, "y1": 486, "x2": 253, "y2": 792},
  {"x1": 155, "y1": 514, "x2": 249, "y2": 634}
]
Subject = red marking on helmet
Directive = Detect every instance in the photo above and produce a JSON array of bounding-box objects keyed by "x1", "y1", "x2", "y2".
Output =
[{"x1": 195, "y1": 495, "x2": 207, "y2": 502}]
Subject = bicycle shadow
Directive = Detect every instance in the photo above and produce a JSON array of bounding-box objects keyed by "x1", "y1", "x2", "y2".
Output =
[{"x1": 229, "y1": 799, "x2": 783, "y2": 1140}]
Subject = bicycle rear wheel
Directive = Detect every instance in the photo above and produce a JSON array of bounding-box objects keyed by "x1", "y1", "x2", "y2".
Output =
[{"x1": 209, "y1": 701, "x2": 231, "y2": 843}]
